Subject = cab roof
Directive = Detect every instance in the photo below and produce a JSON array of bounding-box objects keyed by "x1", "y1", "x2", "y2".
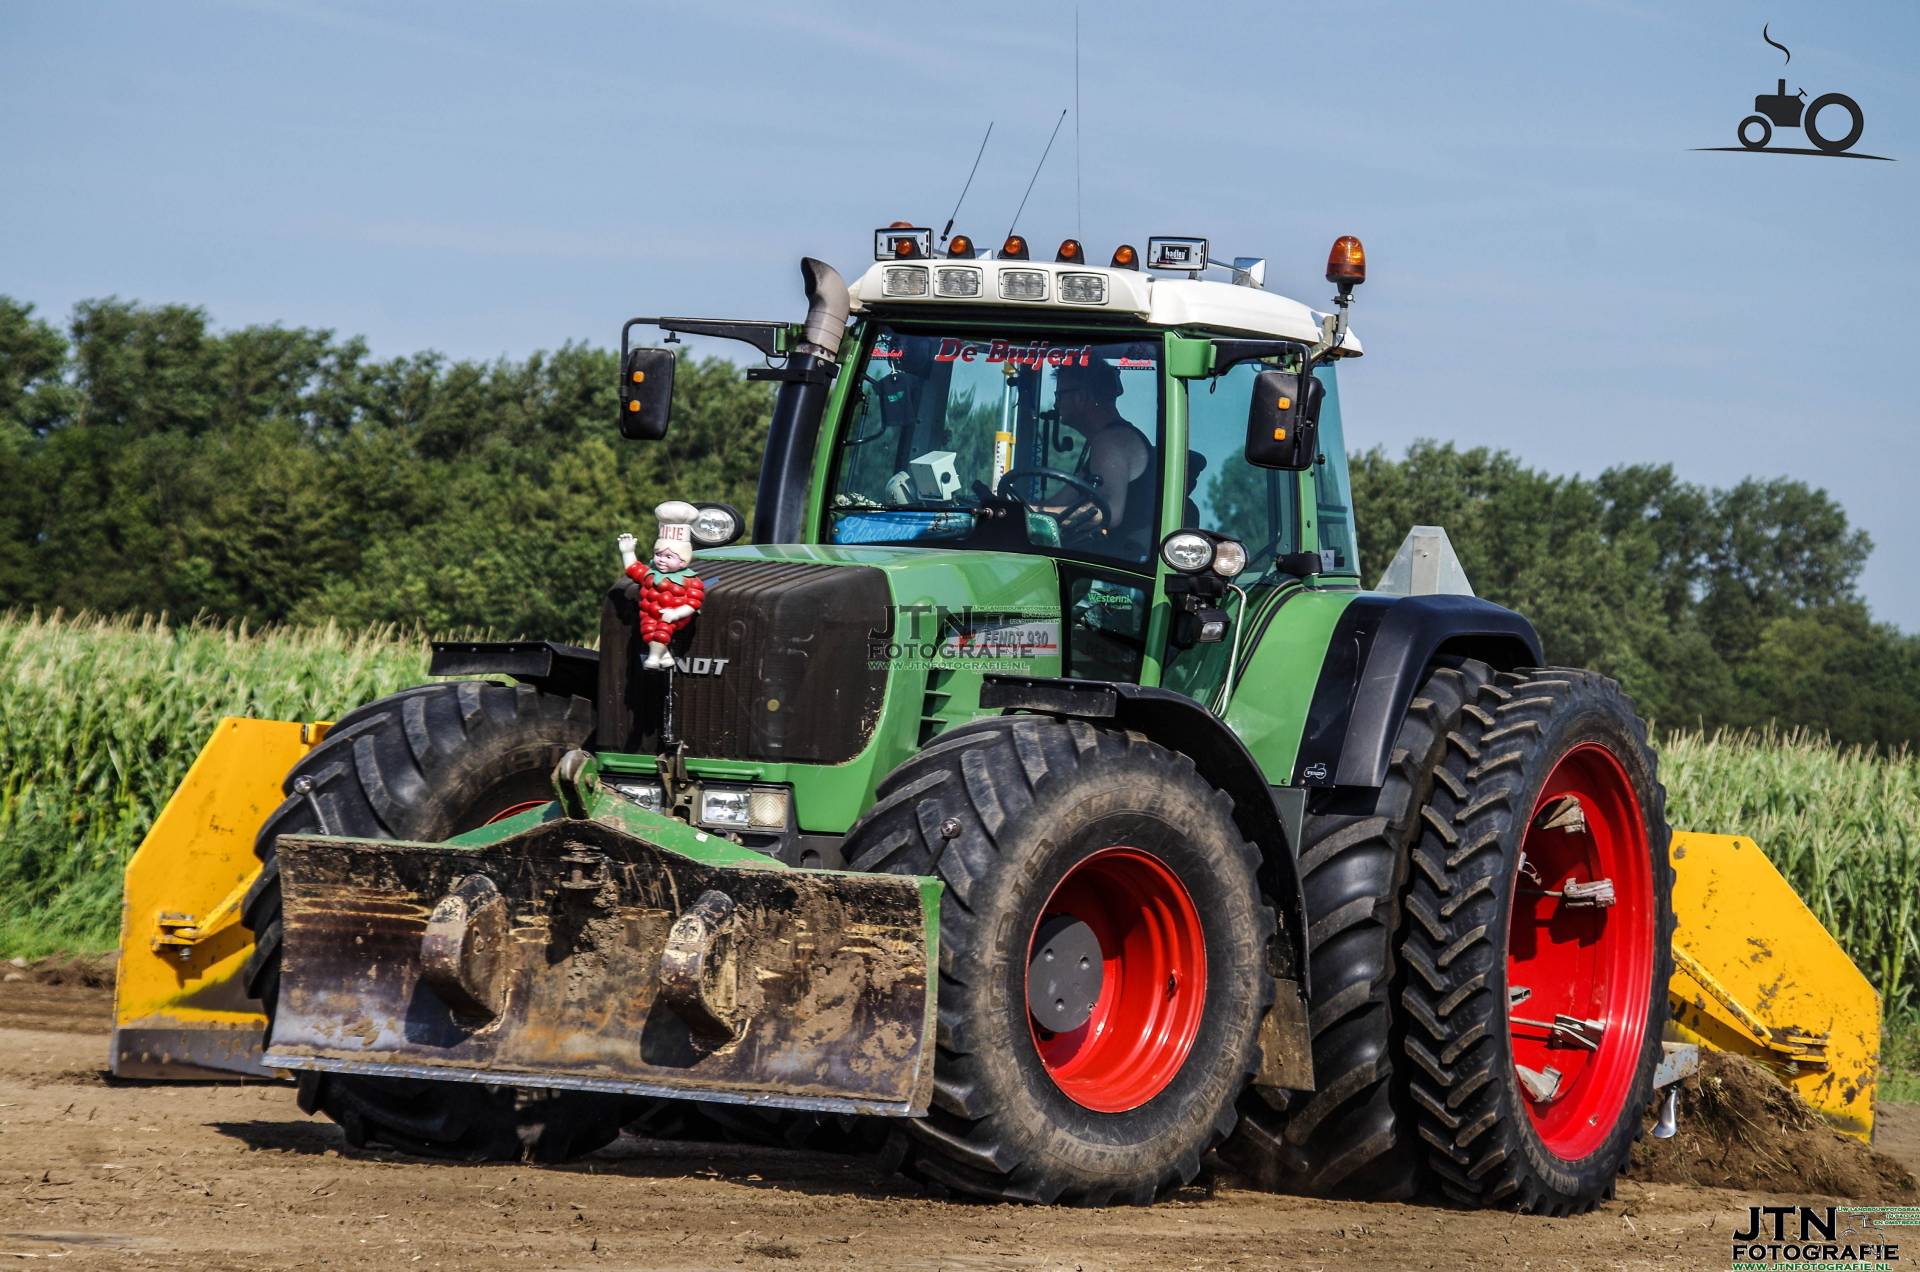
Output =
[{"x1": 846, "y1": 258, "x2": 1362, "y2": 356}]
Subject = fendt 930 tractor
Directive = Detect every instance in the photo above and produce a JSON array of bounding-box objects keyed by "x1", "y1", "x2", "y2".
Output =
[{"x1": 112, "y1": 226, "x2": 1883, "y2": 1213}]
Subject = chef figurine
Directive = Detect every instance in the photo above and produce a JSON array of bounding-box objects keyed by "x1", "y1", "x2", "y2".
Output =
[{"x1": 617, "y1": 500, "x2": 707, "y2": 671}]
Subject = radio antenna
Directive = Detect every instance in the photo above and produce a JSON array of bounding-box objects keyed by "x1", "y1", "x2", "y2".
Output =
[
  {"x1": 1007, "y1": 108, "x2": 1068, "y2": 242},
  {"x1": 1074, "y1": 8, "x2": 1082, "y2": 243},
  {"x1": 940, "y1": 122, "x2": 993, "y2": 247}
]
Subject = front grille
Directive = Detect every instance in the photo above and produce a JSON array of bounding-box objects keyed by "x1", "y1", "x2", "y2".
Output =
[{"x1": 665, "y1": 559, "x2": 891, "y2": 764}]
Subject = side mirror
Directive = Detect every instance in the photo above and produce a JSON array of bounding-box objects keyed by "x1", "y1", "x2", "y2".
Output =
[
  {"x1": 1244, "y1": 370, "x2": 1324, "y2": 470},
  {"x1": 619, "y1": 347, "x2": 676, "y2": 440}
]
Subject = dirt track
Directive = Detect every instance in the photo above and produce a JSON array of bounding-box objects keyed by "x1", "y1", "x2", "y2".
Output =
[{"x1": 3, "y1": 979, "x2": 1916, "y2": 1271}]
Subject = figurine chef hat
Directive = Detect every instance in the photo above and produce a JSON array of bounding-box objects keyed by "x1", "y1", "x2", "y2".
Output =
[{"x1": 653, "y1": 500, "x2": 700, "y2": 560}]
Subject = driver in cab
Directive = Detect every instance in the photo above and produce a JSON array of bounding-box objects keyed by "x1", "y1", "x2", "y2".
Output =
[{"x1": 1051, "y1": 360, "x2": 1153, "y2": 551}]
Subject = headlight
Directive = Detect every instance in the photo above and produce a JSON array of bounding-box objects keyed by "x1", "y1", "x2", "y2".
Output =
[
  {"x1": 1057, "y1": 272, "x2": 1107, "y2": 305},
  {"x1": 698, "y1": 787, "x2": 751, "y2": 829},
  {"x1": 1160, "y1": 531, "x2": 1214, "y2": 573},
  {"x1": 882, "y1": 266, "x2": 929, "y2": 297},
  {"x1": 697, "y1": 784, "x2": 791, "y2": 830},
  {"x1": 998, "y1": 269, "x2": 1048, "y2": 301},
  {"x1": 689, "y1": 504, "x2": 740, "y2": 547},
  {"x1": 935, "y1": 266, "x2": 982, "y2": 298},
  {"x1": 1212, "y1": 538, "x2": 1249, "y2": 577},
  {"x1": 606, "y1": 779, "x2": 664, "y2": 811}
]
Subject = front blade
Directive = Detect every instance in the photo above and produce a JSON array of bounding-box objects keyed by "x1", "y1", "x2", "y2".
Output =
[{"x1": 265, "y1": 818, "x2": 937, "y2": 1116}]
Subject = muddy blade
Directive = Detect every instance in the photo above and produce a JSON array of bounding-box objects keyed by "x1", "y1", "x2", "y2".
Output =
[{"x1": 265, "y1": 820, "x2": 937, "y2": 1116}]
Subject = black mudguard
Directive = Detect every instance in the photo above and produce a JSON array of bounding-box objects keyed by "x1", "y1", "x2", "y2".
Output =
[{"x1": 1292, "y1": 594, "x2": 1541, "y2": 790}]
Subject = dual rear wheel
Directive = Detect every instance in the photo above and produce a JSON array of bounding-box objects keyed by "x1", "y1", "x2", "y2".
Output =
[{"x1": 1226, "y1": 662, "x2": 1670, "y2": 1214}]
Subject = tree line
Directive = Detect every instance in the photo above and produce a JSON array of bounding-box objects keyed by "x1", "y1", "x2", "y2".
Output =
[{"x1": 3, "y1": 295, "x2": 1916, "y2": 747}]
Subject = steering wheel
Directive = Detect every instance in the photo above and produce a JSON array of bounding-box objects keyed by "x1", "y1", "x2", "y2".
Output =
[{"x1": 997, "y1": 466, "x2": 1112, "y2": 535}]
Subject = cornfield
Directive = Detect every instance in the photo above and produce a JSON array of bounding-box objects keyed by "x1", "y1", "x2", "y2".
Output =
[
  {"x1": 0, "y1": 611, "x2": 427, "y2": 956},
  {"x1": 0, "y1": 611, "x2": 1915, "y2": 1038}
]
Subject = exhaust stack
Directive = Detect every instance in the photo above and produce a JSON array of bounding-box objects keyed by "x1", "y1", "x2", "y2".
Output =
[
  {"x1": 753, "y1": 258, "x2": 849, "y2": 544},
  {"x1": 797, "y1": 257, "x2": 849, "y2": 361}
]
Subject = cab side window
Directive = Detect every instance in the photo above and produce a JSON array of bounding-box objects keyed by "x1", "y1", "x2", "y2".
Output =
[
  {"x1": 1182, "y1": 361, "x2": 1300, "y2": 571},
  {"x1": 1312, "y1": 365, "x2": 1358, "y2": 575}
]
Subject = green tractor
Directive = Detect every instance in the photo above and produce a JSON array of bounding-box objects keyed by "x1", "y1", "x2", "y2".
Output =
[{"x1": 235, "y1": 227, "x2": 1674, "y2": 1212}]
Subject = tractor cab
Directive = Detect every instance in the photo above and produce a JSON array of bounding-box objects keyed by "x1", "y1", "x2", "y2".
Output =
[{"x1": 824, "y1": 231, "x2": 1366, "y2": 695}]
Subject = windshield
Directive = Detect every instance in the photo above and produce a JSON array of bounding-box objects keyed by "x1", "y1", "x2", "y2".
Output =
[{"x1": 826, "y1": 325, "x2": 1163, "y2": 566}]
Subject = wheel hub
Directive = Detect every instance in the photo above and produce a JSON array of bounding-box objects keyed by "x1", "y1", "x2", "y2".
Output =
[{"x1": 1027, "y1": 915, "x2": 1104, "y2": 1033}]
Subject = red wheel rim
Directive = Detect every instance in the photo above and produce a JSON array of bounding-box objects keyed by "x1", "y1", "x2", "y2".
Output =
[
  {"x1": 1506, "y1": 743, "x2": 1655, "y2": 1160},
  {"x1": 1026, "y1": 847, "x2": 1207, "y2": 1113},
  {"x1": 482, "y1": 799, "x2": 547, "y2": 825}
]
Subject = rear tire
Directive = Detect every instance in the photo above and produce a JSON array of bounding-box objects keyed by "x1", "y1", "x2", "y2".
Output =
[
  {"x1": 842, "y1": 715, "x2": 1273, "y2": 1204},
  {"x1": 1398, "y1": 668, "x2": 1673, "y2": 1214},
  {"x1": 1223, "y1": 659, "x2": 1490, "y2": 1199},
  {"x1": 241, "y1": 680, "x2": 640, "y2": 1162}
]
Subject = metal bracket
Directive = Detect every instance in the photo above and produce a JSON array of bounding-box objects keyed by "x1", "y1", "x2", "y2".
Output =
[
  {"x1": 149, "y1": 874, "x2": 252, "y2": 960},
  {"x1": 1516, "y1": 1063, "x2": 1563, "y2": 1103},
  {"x1": 553, "y1": 748, "x2": 599, "y2": 819},
  {"x1": 1510, "y1": 1012, "x2": 1605, "y2": 1052}
]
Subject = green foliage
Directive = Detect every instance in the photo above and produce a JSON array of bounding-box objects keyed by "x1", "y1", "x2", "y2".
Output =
[
  {"x1": 1350, "y1": 441, "x2": 1919, "y2": 747},
  {"x1": 1884, "y1": 1014, "x2": 1920, "y2": 1102},
  {"x1": 0, "y1": 611, "x2": 428, "y2": 956},
  {"x1": 1, "y1": 297, "x2": 772, "y2": 637}
]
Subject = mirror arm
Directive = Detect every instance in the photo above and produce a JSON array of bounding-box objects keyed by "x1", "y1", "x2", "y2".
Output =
[
  {"x1": 622, "y1": 316, "x2": 796, "y2": 362},
  {"x1": 1194, "y1": 338, "x2": 1308, "y2": 377}
]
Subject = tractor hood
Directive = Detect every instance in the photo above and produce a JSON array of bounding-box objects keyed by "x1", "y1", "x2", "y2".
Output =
[{"x1": 642, "y1": 544, "x2": 1062, "y2": 770}]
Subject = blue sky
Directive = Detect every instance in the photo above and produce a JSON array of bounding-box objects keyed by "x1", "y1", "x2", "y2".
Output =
[{"x1": 3, "y1": 1, "x2": 1916, "y2": 626}]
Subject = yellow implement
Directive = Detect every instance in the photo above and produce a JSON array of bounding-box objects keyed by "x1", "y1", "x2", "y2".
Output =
[
  {"x1": 1666, "y1": 831, "x2": 1880, "y2": 1142},
  {"x1": 110, "y1": 717, "x2": 326, "y2": 1079}
]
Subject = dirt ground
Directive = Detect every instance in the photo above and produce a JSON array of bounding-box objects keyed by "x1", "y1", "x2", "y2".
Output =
[{"x1": 3, "y1": 978, "x2": 1917, "y2": 1271}]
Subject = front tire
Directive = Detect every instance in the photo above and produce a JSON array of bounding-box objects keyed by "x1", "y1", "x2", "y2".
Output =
[
  {"x1": 241, "y1": 680, "x2": 639, "y2": 1161},
  {"x1": 842, "y1": 715, "x2": 1273, "y2": 1204},
  {"x1": 1398, "y1": 669, "x2": 1673, "y2": 1214}
]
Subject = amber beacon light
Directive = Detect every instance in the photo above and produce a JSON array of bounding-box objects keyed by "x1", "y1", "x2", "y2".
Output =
[{"x1": 1326, "y1": 235, "x2": 1366, "y2": 290}]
